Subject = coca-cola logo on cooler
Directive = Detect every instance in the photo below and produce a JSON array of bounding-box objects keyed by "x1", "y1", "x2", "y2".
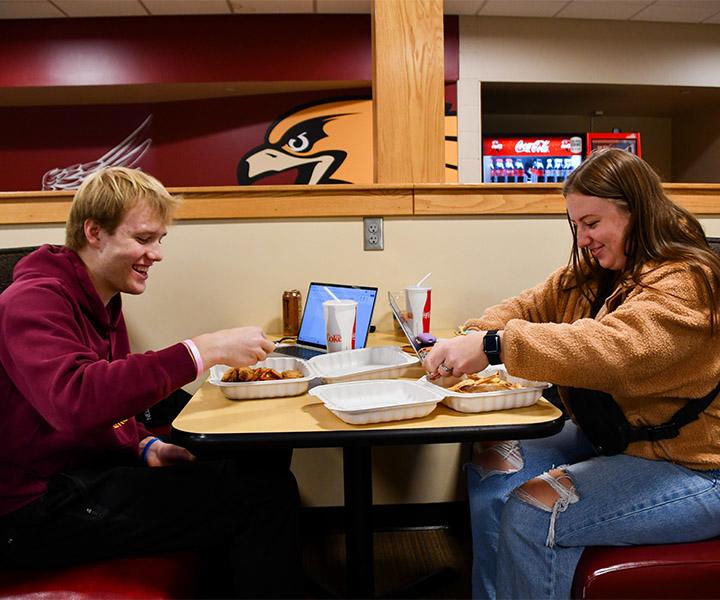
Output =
[
  {"x1": 560, "y1": 139, "x2": 571, "y2": 150},
  {"x1": 515, "y1": 139, "x2": 551, "y2": 154},
  {"x1": 491, "y1": 140, "x2": 503, "y2": 151}
]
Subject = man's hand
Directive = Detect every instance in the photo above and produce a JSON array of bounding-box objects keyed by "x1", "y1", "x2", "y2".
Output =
[
  {"x1": 424, "y1": 331, "x2": 491, "y2": 379},
  {"x1": 140, "y1": 437, "x2": 195, "y2": 467},
  {"x1": 192, "y1": 326, "x2": 275, "y2": 369}
]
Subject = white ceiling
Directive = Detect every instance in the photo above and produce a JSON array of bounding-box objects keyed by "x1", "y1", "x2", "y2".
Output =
[{"x1": 1, "y1": 0, "x2": 720, "y2": 24}]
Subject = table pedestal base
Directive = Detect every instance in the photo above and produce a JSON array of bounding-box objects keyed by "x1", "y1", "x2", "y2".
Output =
[{"x1": 343, "y1": 445, "x2": 374, "y2": 598}]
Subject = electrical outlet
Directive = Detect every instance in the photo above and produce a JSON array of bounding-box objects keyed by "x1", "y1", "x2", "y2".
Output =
[{"x1": 363, "y1": 217, "x2": 384, "y2": 251}]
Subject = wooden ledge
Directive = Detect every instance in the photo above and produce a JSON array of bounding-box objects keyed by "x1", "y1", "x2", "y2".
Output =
[
  {"x1": 172, "y1": 185, "x2": 414, "y2": 220},
  {"x1": 414, "y1": 183, "x2": 720, "y2": 216},
  {"x1": 1, "y1": 183, "x2": 719, "y2": 225},
  {"x1": 414, "y1": 184, "x2": 566, "y2": 215},
  {"x1": 0, "y1": 184, "x2": 414, "y2": 225}
]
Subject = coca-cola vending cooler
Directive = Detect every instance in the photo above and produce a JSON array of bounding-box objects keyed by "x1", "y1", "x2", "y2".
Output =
[
  {"x1": 586, "y1": 132, "x2": 641, "y2": 157},
  {"x1": 482, "y1": 135, "x2": 585, "y2": 183}
]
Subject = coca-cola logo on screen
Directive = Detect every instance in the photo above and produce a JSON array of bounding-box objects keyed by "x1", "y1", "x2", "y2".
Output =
[
  {"x1": 515, "y1": 139, "x2": 550, "y2": 154},
  {"x1": 491, "y1": 140, "x2": 503, "y2": 151}
]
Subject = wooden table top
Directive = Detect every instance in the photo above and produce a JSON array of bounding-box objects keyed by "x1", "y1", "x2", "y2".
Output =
[{"x1": 172, "y1": 380, "x2": 563, "y2": 437}]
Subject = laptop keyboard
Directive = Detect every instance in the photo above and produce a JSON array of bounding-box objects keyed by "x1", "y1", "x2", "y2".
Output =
[{"x1": 273, "y1": 345, "x2": 323, "y2": 360}]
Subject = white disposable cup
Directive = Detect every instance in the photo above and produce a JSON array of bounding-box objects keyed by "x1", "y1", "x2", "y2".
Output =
[
  {"x1": 323, "y1": 299, "x2": 358, "y2": 353},
  {"x1": 405, "y1": 286, "x2": 431, "y2": 337}
]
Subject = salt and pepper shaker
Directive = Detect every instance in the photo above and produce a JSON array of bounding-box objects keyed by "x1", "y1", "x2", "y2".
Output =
[{"x1": 282, "y1": 289, "x2": 302, "y2": 336}]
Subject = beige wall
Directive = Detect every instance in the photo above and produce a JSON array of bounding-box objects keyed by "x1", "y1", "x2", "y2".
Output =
[
  {"x1": 4, "y1": 214, "x2": 720, "y2": 505},
  {"x1": 460, "y1": 17, "x2": 720, "y2": 86},
  {"x1": 457, "y1": 17, "x2": 720, "y2": 183}
]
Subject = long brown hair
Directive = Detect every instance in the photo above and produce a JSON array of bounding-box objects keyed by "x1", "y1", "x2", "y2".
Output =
[{"x1": 562, "y1": 148, "x2": 720, "y2": 331}]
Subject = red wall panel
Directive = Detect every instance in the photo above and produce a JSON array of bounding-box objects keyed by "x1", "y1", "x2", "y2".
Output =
[{"x1": 0, "y1": 15, "x2": 458, "y2": 87}]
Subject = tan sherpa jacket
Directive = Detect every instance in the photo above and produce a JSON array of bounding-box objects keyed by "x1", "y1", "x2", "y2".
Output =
[{"x1": 465, "y1": 262, "x2": 720, "y2": 470}]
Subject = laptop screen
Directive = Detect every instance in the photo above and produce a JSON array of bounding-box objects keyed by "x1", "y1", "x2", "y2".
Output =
[{"x1": 297, "y1": 282, "x2": 378, "y2": 350}]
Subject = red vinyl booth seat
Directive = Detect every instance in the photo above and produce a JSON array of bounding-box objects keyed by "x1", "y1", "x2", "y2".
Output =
[
  {"x1": 0, "y1": 551, "x2": 199, "y2": 599},
  {"x1": 572, "y1": 537, "x2": 720, "y2": 599}
]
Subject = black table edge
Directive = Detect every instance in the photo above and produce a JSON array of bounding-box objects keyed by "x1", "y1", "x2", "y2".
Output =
[{"x1": 171, "y1": 414, "x2": 566, "y2": 452}]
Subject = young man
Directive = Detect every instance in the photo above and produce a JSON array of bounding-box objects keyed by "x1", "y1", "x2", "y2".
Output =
[{"x1": 0, "y1": 167, "x2": 301, "y2": 598}]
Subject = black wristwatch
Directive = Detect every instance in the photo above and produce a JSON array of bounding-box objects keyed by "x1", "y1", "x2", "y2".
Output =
[{"x1": 483, "y1": 330, "x2": 502, "y2": 365}]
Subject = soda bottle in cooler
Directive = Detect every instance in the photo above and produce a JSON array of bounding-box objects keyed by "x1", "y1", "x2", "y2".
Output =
[
  {"x1": 496, "y1": 158, "x2": 506, "y2": 182},
  {"x1": 489, "y1": 158, "x2": 498, "y2": 182},
  {"x1": 536, "y1": 158, "x2": 545, "y2": 182},
  {"x1": 546, "y1": 158, "x2": 555, "y2": 182},
  {"x1": 505, "y1": 158, "x2": 514, "y2": 183},
  {"x1": 514, "y1": 158, "x2": 525, "y2": 182},
  {"x1": 554, "y1": 158, "x2": 564, "y2": 182},
  {"x1": 564, "y1": 158, "x2": 573, "y2": 180},
  {"x1": 528, "y1": 159, "x2": 537, "y2": 183}
]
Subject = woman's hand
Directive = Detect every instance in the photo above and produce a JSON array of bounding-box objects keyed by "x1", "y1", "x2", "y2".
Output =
[
  {"x1": 140, "y1": 437, "x2": 195, "y2": 467},
  {"x1": 424, "y1": 331, "x2": 492, "y2": 379}
]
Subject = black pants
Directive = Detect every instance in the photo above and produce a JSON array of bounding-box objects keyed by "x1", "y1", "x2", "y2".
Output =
[{"x1": 0, "y1": 454, "x2": 302, "y2": 598}]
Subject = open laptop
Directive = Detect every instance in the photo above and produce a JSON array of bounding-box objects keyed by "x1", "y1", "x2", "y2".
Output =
[{"x1": 273, "y1": 282, "x2": 378, "y2": 360}]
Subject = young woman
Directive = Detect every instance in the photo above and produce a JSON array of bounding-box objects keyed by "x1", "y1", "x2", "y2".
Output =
[{"x1": 425, "y1": 148, "x2": 720, "y2": 599}]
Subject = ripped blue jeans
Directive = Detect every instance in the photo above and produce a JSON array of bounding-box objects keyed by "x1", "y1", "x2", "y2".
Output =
[{"x1": 466, "y1": 420, "x2": 720, "y2": 599}]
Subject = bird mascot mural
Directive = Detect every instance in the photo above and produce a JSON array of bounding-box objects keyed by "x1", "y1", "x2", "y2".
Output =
[{"x1": 237, "y1": 97, "x2": 458, "y2": 185}]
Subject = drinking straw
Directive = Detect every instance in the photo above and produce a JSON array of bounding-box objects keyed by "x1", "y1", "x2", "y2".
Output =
[
  {"x1": 324, "y1": 286, "x2": 341, "y2": 301},
  {"x1": 415, "y1": 272, "x2": 432, "y2": 287}
]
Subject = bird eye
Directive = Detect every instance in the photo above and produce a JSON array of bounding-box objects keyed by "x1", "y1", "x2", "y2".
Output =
[{"x1": 287, "y1": 132, "x2": 310, "y2": 152}]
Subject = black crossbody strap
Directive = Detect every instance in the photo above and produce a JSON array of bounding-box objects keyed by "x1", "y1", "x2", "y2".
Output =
[
  {"x1": 587, "y1": 277, "x2": 720, "y2": 445},
  {"x1": 629, "y1": 378, "x2": 720, "y2": 443}
]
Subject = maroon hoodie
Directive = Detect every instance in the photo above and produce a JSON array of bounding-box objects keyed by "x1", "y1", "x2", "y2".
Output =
[{"x1": 0, "y1": 245, "x2": 196, "y2": 515}]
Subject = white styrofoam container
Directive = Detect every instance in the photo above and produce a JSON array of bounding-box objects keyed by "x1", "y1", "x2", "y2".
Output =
[
  {"x1": 418, "y1": 369, "x2": 551, "y2": 413},
  {"x1": 308, "y1": 346, "x2": 419, "y2": 384},
  {"x1": 209, "y1": 357, "x2": 314, "y2": 400},
  {"x1": 309, "y1": 379, "x2": 442, "y2": 424}
]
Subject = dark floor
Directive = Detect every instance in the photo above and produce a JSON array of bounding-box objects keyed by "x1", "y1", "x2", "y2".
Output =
[{"x1": 303, "y1": 524, "x2": 472, "y2": 599}]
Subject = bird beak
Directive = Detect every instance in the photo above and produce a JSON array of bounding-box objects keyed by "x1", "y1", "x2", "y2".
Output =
[{"x1": 238, "y1": 147, "x2": 336, "y2": 185}]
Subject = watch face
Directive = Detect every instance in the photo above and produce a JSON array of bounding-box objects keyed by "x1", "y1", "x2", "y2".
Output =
[
  {"x1": 484, "y1": 333, "x2": 500, "y2": 354},
  {"x1": 483, "y1": 331, "x2": 502, "y2": 364}
]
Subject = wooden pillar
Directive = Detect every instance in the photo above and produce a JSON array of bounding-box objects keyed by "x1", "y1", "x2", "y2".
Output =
[{"x1": 371, "y1": 0, "x2": 445, "y2": 183}]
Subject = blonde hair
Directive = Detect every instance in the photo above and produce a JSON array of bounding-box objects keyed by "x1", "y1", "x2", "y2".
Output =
[{"x1": 65, "y1": 167, "x2": 180, "y2": 250}]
